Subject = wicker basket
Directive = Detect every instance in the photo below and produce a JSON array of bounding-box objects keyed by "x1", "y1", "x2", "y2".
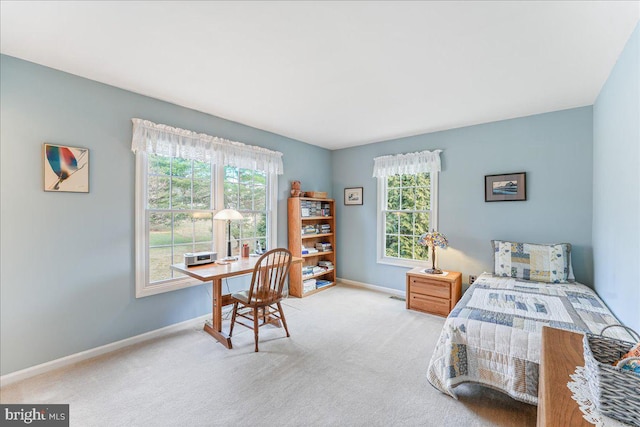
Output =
[{"x1": 583, "y1": 325, "x2": 640, "y2": 426}]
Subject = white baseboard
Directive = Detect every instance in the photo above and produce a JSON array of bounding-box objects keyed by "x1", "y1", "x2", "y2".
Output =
[
  {"x1": 0, "y1": 314, "x2": 210, "y2": 387},
  {"x1": 337, "y1": 277, "x2": 406, "y2": 298}
]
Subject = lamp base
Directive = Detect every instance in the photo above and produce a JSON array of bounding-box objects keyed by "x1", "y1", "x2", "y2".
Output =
[
  {"x1": 220, "y1": 256, "x2": 238, "y2": 262},
  {"x1": 424, "y1": 268, "x2": 443, "y2": 274}
]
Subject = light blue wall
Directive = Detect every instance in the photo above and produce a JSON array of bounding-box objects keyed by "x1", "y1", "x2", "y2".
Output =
[
  {"x1": 332, "y1": 107, "x2": 594, "y2": 293},
  {"x1": 593, "y1": 23, "x2": 640, "y2": 332},
  {"x1": 0, "y1": 54, "x2": 331, "y2": 375}
]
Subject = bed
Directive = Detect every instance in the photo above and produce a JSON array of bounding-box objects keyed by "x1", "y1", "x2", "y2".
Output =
[{"x1": 426, "y1": 241, "x2": 631, "y2": 405}]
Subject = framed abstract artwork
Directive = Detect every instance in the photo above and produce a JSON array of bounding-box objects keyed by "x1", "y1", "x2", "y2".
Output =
[
  {"x1": 43, "y1": 143, "x2": 89, "y2": 193},
  {"x1": 485, "y1": 172, "x2": 526, "y2": 202}
]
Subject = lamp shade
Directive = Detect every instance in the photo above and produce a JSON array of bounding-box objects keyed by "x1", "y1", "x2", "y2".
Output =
[{"x1": 214, "y1": 209, "x2": 244, "y2": 221}]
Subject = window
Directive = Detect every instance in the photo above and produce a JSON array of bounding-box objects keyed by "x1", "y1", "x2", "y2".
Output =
[
  {"x1": 132, "y1": 118, "x2": 283, "y2": 298},
  {"x1": 373, "y1": 149, "x2": 441, "y2": 267},
  {"x1": 136, "y1": 154, "x2": 278, "y2": 297},
  {"x1": 223, "y1": 166, "x2": 269, "y2": 256},
  {"x1": 146, "y1": 154, "x2": 215, "y2": 284}
]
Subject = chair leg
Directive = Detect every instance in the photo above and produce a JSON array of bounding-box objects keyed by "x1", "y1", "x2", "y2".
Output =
[
  {"x1": 253, "y1": 307, "x2": 259, "y2": 352},
  {"x1": 229, "y1": 302, "x2": 238, "y2": 337},
  {"x1": 277, "y1": 302, "x2": 290, "y2": 338}
]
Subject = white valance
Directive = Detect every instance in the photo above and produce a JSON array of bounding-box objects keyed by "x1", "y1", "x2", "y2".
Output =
[
  {"x1": 131, "y1": 118, "x2": 284, "y2": 175},
  {"x1": 372, "y1": 149, "x2": 442, "y2": 178}
]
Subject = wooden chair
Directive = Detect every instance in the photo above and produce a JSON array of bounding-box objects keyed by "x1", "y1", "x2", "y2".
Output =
[{"x1": 229, "y1": 248, "x2": 293, "y2": 352}]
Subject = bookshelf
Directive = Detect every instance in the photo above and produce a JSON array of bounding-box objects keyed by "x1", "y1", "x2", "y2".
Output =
[{"x1": 287, "y1": 197, "x2": 336, "y2": 297}]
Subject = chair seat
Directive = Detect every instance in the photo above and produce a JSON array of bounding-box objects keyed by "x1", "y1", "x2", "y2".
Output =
[{"x1": 231, "y1": 289, "x2": 279, "y2": 305}]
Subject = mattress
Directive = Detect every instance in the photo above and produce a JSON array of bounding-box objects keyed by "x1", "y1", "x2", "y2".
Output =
[{"x1": 426, "y1": 273, "x2": 631, "y2": 405}]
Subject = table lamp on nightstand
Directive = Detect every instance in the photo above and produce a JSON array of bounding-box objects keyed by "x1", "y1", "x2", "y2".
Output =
[
  {"x1": 214, "y1": 208, "x2": 244, "y2": 261},
  {"x1": 418, "y1": 231, "x2": 448, "y2": 274}
]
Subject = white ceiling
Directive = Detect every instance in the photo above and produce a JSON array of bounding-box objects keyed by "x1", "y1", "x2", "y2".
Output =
[{"x1": 1, "y1": 1, "x2": 638, "y2": 150}]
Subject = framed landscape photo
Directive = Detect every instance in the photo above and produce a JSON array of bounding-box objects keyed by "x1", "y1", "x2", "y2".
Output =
[
  {"x1": 344, "y1": 187, "x2": 363, "y2": 205},
  {"x1": 43, "y1": 143, "x2": 90, "y2": 193},
  {"x1": 485, "y1": 172, "x2": 526, "y2": 202}
]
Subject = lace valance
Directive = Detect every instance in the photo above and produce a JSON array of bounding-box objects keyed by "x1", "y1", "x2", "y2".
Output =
[
  {"x1": 131, "y1": 118, "x2": 284, "y2": 175},
  {"x1": 372, "y1": 149, "x2": 442, "y2": 178}
]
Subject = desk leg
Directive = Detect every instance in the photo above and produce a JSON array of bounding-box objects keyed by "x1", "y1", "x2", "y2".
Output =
[{"x1": 203, "y1": 278, "x2": 233, "y2": 349}]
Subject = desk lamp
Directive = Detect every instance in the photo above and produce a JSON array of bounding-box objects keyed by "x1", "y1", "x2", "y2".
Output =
[{"x1": 214, "y1": 208, "x2": 244, "y2": 261}]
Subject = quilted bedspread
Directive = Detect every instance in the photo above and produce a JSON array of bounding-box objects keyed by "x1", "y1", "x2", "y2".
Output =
[{"x1": 426, "y1": 273, "x2": 629, "y2": 405}]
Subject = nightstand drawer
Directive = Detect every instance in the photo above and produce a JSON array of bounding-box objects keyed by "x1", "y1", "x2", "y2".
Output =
[
  {"x1": 410, "y1": 277, "x2": 451, "y2": 299},
  {"x1": 409, "y1": 293, "x2": 450, "y2": 316}
]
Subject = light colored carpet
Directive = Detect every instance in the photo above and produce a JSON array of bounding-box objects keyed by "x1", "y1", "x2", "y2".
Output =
[{"x1": 0, "y1": 284, "x2": 536, "y2": 426}]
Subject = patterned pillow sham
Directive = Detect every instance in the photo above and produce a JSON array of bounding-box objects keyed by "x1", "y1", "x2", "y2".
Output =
[{"x1": 491, "y1": 240, "x2": 572, "y2": 283}]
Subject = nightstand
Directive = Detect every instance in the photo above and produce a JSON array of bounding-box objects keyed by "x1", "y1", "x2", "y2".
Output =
[{"x1": 406, "y1": 267, "x2": 462, "y2": 316}]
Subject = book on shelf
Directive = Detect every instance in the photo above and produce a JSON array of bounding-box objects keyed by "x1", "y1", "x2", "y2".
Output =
[
  {"x1": 316, "y1": 280, "x2": 332, "y2": 288},
  {"x1": 303, "y1": 278, "x2": 317, "y2": 292},
  {"x1": 315, "y1": 242, "x2": 332, "y2": 251},
  {"x1": 301, "y1": 246, "x2": 318, "y2": 255}
]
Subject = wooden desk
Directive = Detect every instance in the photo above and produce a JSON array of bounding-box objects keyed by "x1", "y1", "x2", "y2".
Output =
[
  {"x1": 537, "y1": 326, "x2": 590, "y2": 427},
  {"x1": 172, "y1": 256, "x2": 302, "y2": 349}
]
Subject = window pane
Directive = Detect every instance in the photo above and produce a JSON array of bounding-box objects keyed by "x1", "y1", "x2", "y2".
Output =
[
  {"x1": 239, "y1": 184, "x2": 253, "y2": 210},
  {"x1": 193, "y1": 213, "x2": 213, "y2": 243},
  {"x1": 171, "y1": 177, "x2": 191, "y2": 209},
  {"x1": 415, "y1": 187, "x2": 430, "y2": 210},
  {"x1": 149, "y1": 246, "x2": 172, "y2": 282},
  {"x1": 401, "y1": 174, "x2": 416, "y2": 187},
  {"x1": 224, "y1": 181, "x2": 238, "y2": 209},
  {"x1": 149, "y1": 212, "x2": 172, "y2": 246},
  {"x1": 239, "y1": 168, "x2": 253, "y2": 184},
  {"x1": 194, "y1": 242, "x2": 214, "y2": 253},
  {"x1": 387, "y1": 175, "x2": 401, "y2": 188},
  {"x1": 193, "y1": 161, "x2": 211, "y2": 180},
  {"x1": 148, "y1": 155, "x2": 171, "y2": 176},
  {"x1": 398, "y1": 212, "x2": 413, "y2": 235},
  {"x1": 415, "y1": 243, "x2": 429, "y2": 261},
  {"x1": 399, "y1": 235, "x2": 414, "y2": 259},
  {"x1": 148, "y1": 176, "x2": 170, "y2": 209},
  {"x1": 387, "y1": 188, "x2": 400, "y2": 210},
  {"x1": 253, "y1": 170, "x2": 267, "y2": 185},
  {"x1": 400, "y1": 187, "x2": 415, "y2": 210},
  {"x1": 414, "y1": 212, "x2": 430, "y2": 235},
  {"x1": 254, "y1": 185, "x2": 266, "y2": 211},
  {"x1": 172, "y1": 158, "x2": 191, "y2": 178},
  {"x1": 385, "y1": 212, "x2": 399, "y2": 234},
  {"x1": 385, "y1": 235, "x2": 399, "y2": 257},
  {"x1": 256, "y1": 213, "x2": 267, "y2": 238},
  {"x1": 416, "y1": 172, "x2": 430, "y2": 187},
  {"x1": 173, "y1": 213, "x2": 193, "y2": 244},
  {"x1": 173, "y1": 244, "x2": 192, "y2": 262},
  {"x1": 192, "y1": 179, "x2": 211, "y2": 209},
  {"x1": 241, "y1": 215, "x2": 256, "y2": 239}
]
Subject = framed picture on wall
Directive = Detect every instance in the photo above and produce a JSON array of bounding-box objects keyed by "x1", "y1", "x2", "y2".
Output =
[
  {"x1": 43, "y1": 143, "x2": 90, "y2": 193},
  {"x1": 344, "y1": 187, "x2": 363, "y2": 205},
  {"x1": 485, "y1": 172, "x2": 526, "y2": 202}
]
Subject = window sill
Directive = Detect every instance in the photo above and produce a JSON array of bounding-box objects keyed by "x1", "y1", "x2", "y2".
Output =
[
  {"x1": 136, "y1": 276, "x2": 205, "y2": 298},
  {"x1": 376, "y1": 256, "x2": 429, "y2": 269}
]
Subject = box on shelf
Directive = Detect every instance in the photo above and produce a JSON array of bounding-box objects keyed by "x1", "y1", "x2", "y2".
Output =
[{"x1": 305, "y1": 191, "x2": 327, "y2": 199}]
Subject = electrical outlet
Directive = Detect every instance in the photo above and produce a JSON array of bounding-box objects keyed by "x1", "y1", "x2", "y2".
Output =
[{"x1": 469, "y1": 275, "x2": 477, "y2": 285}]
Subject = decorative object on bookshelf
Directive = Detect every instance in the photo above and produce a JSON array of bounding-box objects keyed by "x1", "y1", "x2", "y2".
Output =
[
  {"x1": 344, "y1": 187, "x2": 363, "y2": 205},
  {"x1": 485, "y1": 172, "x2": 526, "y2": 202},
  {"x1": 290, "y1": 180, "x2": 302, "y2": 197},
  {"x1": 418, "y1": 231, "x2": 448, "y2": 274},
  {"x1": 214, "y1": 208, "x2": 244, "y2": 261},
  {"x1": 288, "y1": 197, "x2": 336, "y2": 297}
]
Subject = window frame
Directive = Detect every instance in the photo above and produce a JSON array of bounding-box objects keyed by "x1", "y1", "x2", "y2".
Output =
[
  {"x1": 376, "y1": 171, "x2": 439, "y2": 268},
  {"x1": 135, "y1": 152, "x2": 278, "y2": 298}
]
